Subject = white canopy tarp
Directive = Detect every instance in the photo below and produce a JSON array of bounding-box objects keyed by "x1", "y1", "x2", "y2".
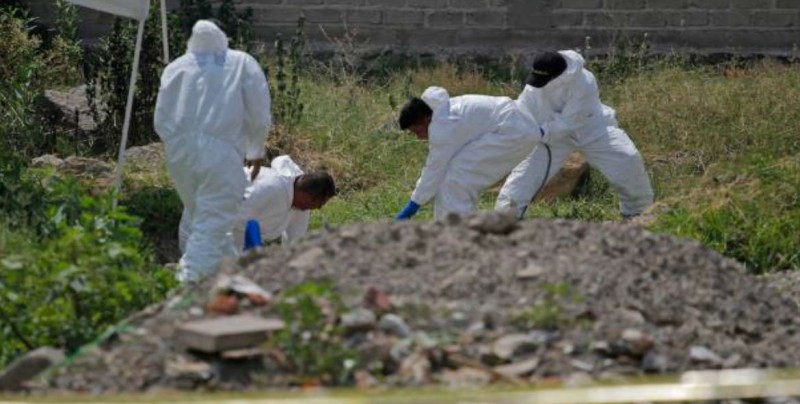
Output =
[
  {"x1": 66, "y1": 0, "x2": 150, "y2": 21},
  {"x1": 66, "y1": 0, "x2": 170, "y2": 198}
]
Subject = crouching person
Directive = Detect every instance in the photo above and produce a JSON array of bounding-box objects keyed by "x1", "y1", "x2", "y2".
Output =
[
  {"x1": 234, "y1": 155, "x2": 335, "y2": 250},
  {"x1": 496, "y1": 50, "x2": 654, "y2": 220},
  {"x1": 179, "y1": 155, "x2": 335, "y2": 253},
  {"x1": 395, "y1": 86, "x2": 542, "y2": 220}
]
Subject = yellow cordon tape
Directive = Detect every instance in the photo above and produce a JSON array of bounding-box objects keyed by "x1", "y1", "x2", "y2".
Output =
[{"x1": 3, "y1": 369, "x2": 800, "y2": 404}]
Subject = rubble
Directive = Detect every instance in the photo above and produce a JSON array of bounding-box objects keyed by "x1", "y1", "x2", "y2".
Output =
[
  {"x1": 0, "y1": 347, "x2": 64, "y2": 392},
  {"x1": 175, "y1": 315, "x2": 285, "y2": 353},
  {"x1": 34, "y1": 213, "x2": 800, "y2": 393}
]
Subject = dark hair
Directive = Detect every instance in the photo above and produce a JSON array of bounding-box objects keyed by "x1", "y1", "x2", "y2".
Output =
[
  {"x1": 398, "y1": 97, "x2": 433, "y2": 130},
  {"x1": 296, "y1": 171, "x2": 336, "y2": 201}
]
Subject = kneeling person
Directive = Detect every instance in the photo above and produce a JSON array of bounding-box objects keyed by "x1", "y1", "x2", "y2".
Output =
[
  {"x1": 234, "y1": 155, "x2": 335, "y2": 249},
  {"x1": 396, "y1": 86, "x2": 542, "y2": 220}
]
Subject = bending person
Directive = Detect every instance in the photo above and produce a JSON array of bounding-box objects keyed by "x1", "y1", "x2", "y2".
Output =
[
  {"x1": 155, "y1": 20, "x2": 271, "y2": 282},
  {"x1": 232, "y1": 155, "x2": 336, "y2": 250},
  {"x1": 396, "y1": 86, "x2": 542, "y2": 221},
  {"x1": 497, "y1": 50, "x2": 654, "y2": 220}
]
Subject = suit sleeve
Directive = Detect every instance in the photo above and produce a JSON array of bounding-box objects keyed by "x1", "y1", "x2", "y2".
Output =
[
  {"x1": 541, "y1": 79, "x2": 600, "y2": 141},
  {"x1": 409, "y1": 123, "x2": 463, "y2": 206},
  {"x1": 282, "y1": 211, "x2": 310, "y2": 243}
]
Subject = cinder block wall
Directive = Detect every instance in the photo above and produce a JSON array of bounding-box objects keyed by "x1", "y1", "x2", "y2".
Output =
[{"x1": 24, "y1": 0, "x2": 800, "y2": 56}]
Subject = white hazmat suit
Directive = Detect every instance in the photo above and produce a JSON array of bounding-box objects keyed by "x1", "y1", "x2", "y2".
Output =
[
  {"x1": 155, "y1": 20, "x2": 271, "y2": 282},
  {"x1": 496, "y1": 50, "x2": 653, "y2": 218},
  {"x1": 410, "y1": 87, "x2": 541, "y2": 219},
  {"x1": 230, "y1": 156, "x2": 310, "y2": 251}
]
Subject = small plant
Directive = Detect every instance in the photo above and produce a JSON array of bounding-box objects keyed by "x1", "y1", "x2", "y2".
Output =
[
  {"x1": 512, "y1": 282, "x2": 584, "y2": 331},
  {"x1": 270, "y1": 17, "x2": 306, "y2": 131},
  {"x1": 43, "y1": 1, "x2": 83, "y2": 87},
  {"x1": 270, "y1": 280, "x2": 358, "y2": 386}
]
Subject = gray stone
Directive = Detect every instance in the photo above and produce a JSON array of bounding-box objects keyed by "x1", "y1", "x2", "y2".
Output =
[
  {"x1": 467, "y1": 210, "x2": 519, "y2": 235},
  {"x1": 0, "y1": 347, "x2": 64, "y2": 391},
  {"x1": 493, "y1": 357, "x2": 539, "y2": 378},
  {"x1": 341, "y1": 308, "x2": 377, "y2": 332},
  {"x1": 689, "y1": 346, "x2": 723, "y2": 366},
  {"x1": 175, "y1": 315, "x2": 285, "y2": 353},
  {"x1": 641, "y1": 352, "x2": 668, "y2": 373},
  {"x1": 31, "y1": 155, "x2": 64, "y2": 168},
  {"x1": 439, "y1": 366, "x2": 491, "y2": 387},
  {"x1": 379, "y1": 314, "x2": 412, "y2": 338},
  {"x1": 492, "y1": 333, "x2": 541, "y2": 360}
]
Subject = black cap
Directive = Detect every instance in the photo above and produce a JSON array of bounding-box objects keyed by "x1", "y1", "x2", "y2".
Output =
[{"x1": 527, "y1": 51, "x2": 567, "y2": 88}]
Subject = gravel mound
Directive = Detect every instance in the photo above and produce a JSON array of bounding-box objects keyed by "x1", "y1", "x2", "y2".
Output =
[{"x1": 40, "y1": 212, "x2": 800, "y2": 393}]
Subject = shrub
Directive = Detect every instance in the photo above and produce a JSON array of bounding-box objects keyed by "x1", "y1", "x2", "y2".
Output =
[
  {"x1": 270, "y1": 281, "x2": 358, "y2": 386},
  {"x1": 0, "y1": 175, "x2": 175, "y2": 366}
]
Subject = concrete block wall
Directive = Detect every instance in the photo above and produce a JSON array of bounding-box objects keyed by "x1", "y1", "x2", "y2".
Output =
[{"x1": 23, "y1": 0, "x2": 800, "y2": 56}]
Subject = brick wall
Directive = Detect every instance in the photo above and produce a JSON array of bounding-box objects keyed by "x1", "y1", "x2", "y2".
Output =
[{"x1": 25, "y1": 0, "x2": 800, "y2": 56}]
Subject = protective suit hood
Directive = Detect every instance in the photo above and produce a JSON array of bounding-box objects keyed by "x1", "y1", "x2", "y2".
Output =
[
  {"x1": 549, "y1": 50, "x2": 584, "y2": 87},
  {"x1": 421, "y1": 86, "x2": 451, "y2": 117},
  {"x1": 187, "y1": 20, "x2": 229, "y2": 53}
]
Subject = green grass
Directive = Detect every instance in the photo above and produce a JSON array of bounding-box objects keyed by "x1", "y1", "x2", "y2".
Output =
[{"x1": 284, "y1": 61, "x2": 800, "y2": 273}]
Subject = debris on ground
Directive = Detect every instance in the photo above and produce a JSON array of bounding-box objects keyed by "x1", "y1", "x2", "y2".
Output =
[
  {"x1": 31, "y1": 212, "x2": 800, "y2": 393},
  {"x1": 0, "y1": 347, "x2": 64, "y2": 392}
]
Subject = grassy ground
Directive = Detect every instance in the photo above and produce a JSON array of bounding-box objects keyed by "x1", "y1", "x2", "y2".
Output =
[{"x1": 250, "y1": 61, "x2": 799, "y2": 274}]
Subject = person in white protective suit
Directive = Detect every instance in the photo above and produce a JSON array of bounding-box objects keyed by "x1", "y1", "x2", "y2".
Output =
[
  {"x1": 154, "y1": 20, "x2": 271, "y2": 282},
  {"x1": 231, "y1": 155, "x2": 336, "y2": 250},
  {"x1": 395, "y1": 86, "x2": 542, "y2": 220},
  {"x1": 496, "y1": 50, "x2": 654, "y2": 220}
]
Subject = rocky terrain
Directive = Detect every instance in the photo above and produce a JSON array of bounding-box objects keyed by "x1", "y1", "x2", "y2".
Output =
[{"x1": 30, "y1": 211, "x2": 800, "y2": 394}]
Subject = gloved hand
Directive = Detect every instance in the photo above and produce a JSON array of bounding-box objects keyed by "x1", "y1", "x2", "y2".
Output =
[
  {"x1": 243, "y1": 219, "x2": 262, "y2": 251},
  {"x1": 395, "y1": 201, "x2": 421, "y2": 221}
]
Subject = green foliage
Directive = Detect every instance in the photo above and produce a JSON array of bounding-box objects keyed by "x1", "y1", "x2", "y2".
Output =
[
  {"x1": 0, "y1": 155, "x2": 49, "y2": 232},
  {"x1": 271, "y1": 281, "x2": 358, "y2": 385},
  {"x1": 0, "y1": 8, "x2": 51, "y2": 158},
  {"x1": 85, "y1": 8, "x2": 167, "y2": 154},
  {"x1": 512, "y1": 283, "x2": 584, "y2": 331},
  {"x1": 652, "y1": 155, "x2": 800, "y2": 273},
  {"x1": 269, "y1": 17, "x2": 307, "y2": 138},
  {"x1": 123, "y1": 186, "x2": 183, "y2": 263},
  {"x1": 0, "y1": 6, "x2": 82, "y2": 159},
  {"x1": 46, "y1": 0, "x2": 83, "y2": 88},
  {"x1": 0, "y1": 176, "x2": 175, "y2": 366}
]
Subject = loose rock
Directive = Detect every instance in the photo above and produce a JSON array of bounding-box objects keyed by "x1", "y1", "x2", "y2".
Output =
[{"x1": 0, "y1": 347, "x2": 64, "y2": 392}]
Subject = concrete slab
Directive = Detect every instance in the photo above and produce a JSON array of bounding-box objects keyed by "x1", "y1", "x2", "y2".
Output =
[{"x1": 175, "y1": 315, "x2": 285, "y2": 353}]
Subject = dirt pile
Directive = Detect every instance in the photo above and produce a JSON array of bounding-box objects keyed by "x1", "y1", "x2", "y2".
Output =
[{"x1": 39, "y1": 212, "x2": 800, "y2": 393}]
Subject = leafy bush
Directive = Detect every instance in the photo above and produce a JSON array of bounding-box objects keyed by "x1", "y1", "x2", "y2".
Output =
[
  {"x1": 0, "y1": 171, "x2": 175, "y2": 366},
  {"x1": 0, "y1": 8, "x2": 51, "y2": 158},
  {"x1": 0, "y1": 6, "x2": 83, "y2": 159},
  {"x1": 271, "y1": 281, "x2": 358, "y2": 386}
]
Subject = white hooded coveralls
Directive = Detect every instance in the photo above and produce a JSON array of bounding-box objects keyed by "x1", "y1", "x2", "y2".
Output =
[
  {"x1": 155, "y1": 20, "x2": 271, "y2": 282},
  {"x1": 410, "y1": 87, "x2": 540, "y2": 219},
  {"x1": 496, "y1": 50, "x2": 653, "y2": 218},
  {"x1": 231, "y1": 156, "x2": 310, "y2": 251}
]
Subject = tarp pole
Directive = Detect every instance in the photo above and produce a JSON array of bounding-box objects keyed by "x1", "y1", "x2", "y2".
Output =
[
  {"x1": 112, "y1": 17, "x2": 147, "y2": 203},
  {"x1": 160, "y1": 0, "x2": 169, "y2": 63}
]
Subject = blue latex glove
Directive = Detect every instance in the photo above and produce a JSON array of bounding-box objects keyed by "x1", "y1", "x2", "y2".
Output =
[
  {"x1": 243, "y1": 219, "x2": 262, "y2": 251},
  {"x1": 395, "y1": 201, "x2": 421, "y2": 221}
]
